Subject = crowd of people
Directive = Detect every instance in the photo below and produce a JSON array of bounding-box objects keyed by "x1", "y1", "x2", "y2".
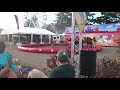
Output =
[
  {"x1": 67, "y1": 36, "x2": 97, "y2": 48},
  {"x1": 82, "y1": 37, "x2": 97, "y2": 48},
  {"x1": 0, "y1": 40, "x2": 75, "y2": 78}
]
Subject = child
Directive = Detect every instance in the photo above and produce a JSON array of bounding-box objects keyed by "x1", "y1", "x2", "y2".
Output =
[
  {"x1": 92, "y1": 37, "x2": 97, "y2": 48},
  {"x1": 0, "y1": 41, "x2": 18, "y2": 78}
]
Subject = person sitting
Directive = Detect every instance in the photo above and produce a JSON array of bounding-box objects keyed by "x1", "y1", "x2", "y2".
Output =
[
  {"x1": 86, "y1": 37, "x2": 93, "y2": 48},
  {"x1": 48, "y1": 50, "x2": 75, "y2": 78},
  {"x1": 20, "y1": 66, "x2": 48, "y2": 78},
  {"x1": 20, "y1": 67, "x2": 31, "y2": 78},
  {"x1": 27, "y1": 69, "x2": 48, "y2": 78},
  {"x1": 0, "y1": 41, "x2": 18, "y2": 78},
  {"x1": 82, "y1": 37, "x2": 88, "y2": 48}
]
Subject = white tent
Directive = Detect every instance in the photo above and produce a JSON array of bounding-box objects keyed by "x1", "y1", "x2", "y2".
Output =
[
  {"x1": 0, "y1": 27, "x2": 56, "y2": 35},
  {"x1": 0, "y1": 27, "x2": 56, "y2": 44}
]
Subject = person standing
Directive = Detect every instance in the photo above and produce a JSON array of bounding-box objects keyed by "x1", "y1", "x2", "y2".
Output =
[
  {"x1": 0, "y1": 41, "x2": 18, "y2": 78},
  {"x1": 92, "y1": 37, "x2": 97, "y2": 48}
]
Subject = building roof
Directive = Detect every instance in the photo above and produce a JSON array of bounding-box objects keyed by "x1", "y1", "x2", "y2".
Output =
[{"x1": 0, "y1": 27, "x2": 56, "y2": 35}]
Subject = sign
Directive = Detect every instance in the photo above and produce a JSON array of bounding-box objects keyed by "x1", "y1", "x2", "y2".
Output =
[{"x1": 65, "y1": 23, "x2": 120, "y2": 34}]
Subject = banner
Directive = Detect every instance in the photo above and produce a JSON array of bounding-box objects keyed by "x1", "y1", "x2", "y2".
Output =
[
  {"x1": 65, "y1": 23, "x2": 120, "y2": 34},
  {"x1": 74, "y1": 12, "x2": 87, "y2": 34},
  {"x1": 84, "y1": 23, "x2": 120, "y2": 33}
]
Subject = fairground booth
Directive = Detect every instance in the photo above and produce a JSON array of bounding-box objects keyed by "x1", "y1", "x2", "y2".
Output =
[{"x1": 65, "y1": 23, "x2": 120, "y2": 46}]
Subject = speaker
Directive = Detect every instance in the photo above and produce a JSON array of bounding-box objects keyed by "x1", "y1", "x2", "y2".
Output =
[{"x1": 80, "y1": 50, "x2": 96, "y2": 76}]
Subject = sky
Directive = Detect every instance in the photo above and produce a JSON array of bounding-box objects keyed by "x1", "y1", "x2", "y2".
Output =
[
  {"x1": 0, "y1": 12, "x2": 101, "y2": 29},
  {"x1": 93, "y1": 12, "x2": 101, "y2": 18}
]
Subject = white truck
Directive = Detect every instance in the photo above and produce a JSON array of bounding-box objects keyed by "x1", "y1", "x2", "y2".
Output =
[{"x1": 53, "y1": 34, "x2": 65, "y2": 43}]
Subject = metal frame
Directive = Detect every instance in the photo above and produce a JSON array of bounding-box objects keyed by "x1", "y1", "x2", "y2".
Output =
[
  {"x1": 71, "y1": 12, "x2": 87, "y2": 78},
  {"x1": 24, "y1": 12, "x2": 47, "y2": 28}
]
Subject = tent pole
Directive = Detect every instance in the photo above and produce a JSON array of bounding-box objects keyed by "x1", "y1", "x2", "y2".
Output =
[
  {"x1": 40, "y1": 35, "x2": 42, "y2": 43},
  {"x1": 12, "y1": 34, "x2": 14, "y2": 45},
  {"x1": 49, "y1": 35, "x2": 51, "y2": 43},
  {"x1": 18, "y1": 33, "x2": 20, "y2": 43},
  {"x1": 8, "y1": 34, "x2": 9, "y2": 44},
  {"x1": 39, "y1": 35, "x2": 41, "y2": 43},
  {"x1": 31, "y1": 34, "x2": 33, "y2": 44}
]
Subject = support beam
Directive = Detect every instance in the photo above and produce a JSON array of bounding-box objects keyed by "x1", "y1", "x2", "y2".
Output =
[
  {"x1": 18, "y1": 33, "x2": 20, "y2": 43},
  {"x1": 71, "y1": 12, "x2": 75, "y2": 65},
  {"x1": 8, "y1": 34, "x2": 9, "y2": 44},
  {"x1": 40, "y1": 35, "x2": 43, "y2": 43},
  {"x1": 49, "y1": 35, "x2": 51, "y2": 43},
  {"x1": 12, "y1": 34, "x2": 14, "y2": 45},
  {"x1": 31, "y1": 34, "x2": 33, "y2": 44},
  {"x1": 39, "y1": 35, "x2": 40, "y2": 43},
  {"x1": 75, "y1": 12, "x2": 87, "y2": 78}
]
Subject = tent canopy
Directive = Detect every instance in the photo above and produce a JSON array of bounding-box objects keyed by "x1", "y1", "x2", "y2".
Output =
[{"x1": 0, "y1": 27, "x2": 56, "y2": 35}]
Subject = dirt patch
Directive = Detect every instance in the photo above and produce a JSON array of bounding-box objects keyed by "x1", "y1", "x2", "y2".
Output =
[{"x1": 5, "y1": 45, "x2": 120, "y2": 76}]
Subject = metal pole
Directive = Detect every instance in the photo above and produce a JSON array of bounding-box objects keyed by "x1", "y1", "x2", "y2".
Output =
[
  {"x1": 40, "y1": 35, "x2": 43, "y2": 43},
  {"x1": 12, "y1": 34, "x2": 14, "y2": 45},
  {"x1": 77, "y1": 29, "x2": 82, "y2": 78},
  {"x1": 71, "y1": 12, "x2": 75, "y2": 65},
  {"x1": 18, "y1": 33, "x2": 20, "y2": 43},
  {"x1": 74, "y1": 12, "x2": 87, "y2": 78},
  {"x1": 8, "y1": 34, "x2": 9, "y2": 44},
  {"x1": 49, "y1": 35, "x2": 51, "y2": 43},
  {"x1": 39, "y1": 35, "x2": 41, "y2": 43},
  {"x1": 31, "y1": 34, "x2": 33, "y2": 43}
]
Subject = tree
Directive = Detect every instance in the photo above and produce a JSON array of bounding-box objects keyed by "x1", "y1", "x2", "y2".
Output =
[
  {"x1": 42, "y1": 23, "x2": 55, "y2": 33},
  {"x1": 55, "y1": 12, "x2": 94, "y2": 30},
  {"x1": 55, "y1": 12, "x2": 72, "y2": 34},
  {"x1": 87, "y1": 12, "x2": 96, "y2": 24},
  {"x1": 55, "y1": 12, "x2": 96, "y2": 33},
  {"x1": 93, "y1": 12, "x2": 120, "y2": 24}
]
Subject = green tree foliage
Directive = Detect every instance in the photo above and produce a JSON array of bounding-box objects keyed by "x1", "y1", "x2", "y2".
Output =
[
  {"x1": 55, "y1": 12, "x2": 93, "y2": 33},
  {"x1": 55, "y1": 12, "x2": 72, "y2": 33},
  {"x1": 87, "y1": 12, "x2": 96, "y2": 24},
  {"x1": 93, "y1": 12, "x2": 120, "y2": 24},
  {"x1": 42, "y1": 24, "x2": 55, "y2": 33}
]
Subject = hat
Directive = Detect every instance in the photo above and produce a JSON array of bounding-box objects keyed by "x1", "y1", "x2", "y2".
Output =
[
  {"x1": 27, "y1": 69, "x2": 48, "y2": 78},
  {"x1": 21, "y1": 67, "x2": 31, "y2": 75},
  {"x1": 56, "y1": 50, "x2": 69, "y2": 62}
]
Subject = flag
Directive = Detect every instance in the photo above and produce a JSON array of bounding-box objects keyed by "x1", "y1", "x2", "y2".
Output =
[
  {"x1": 74, "y1": 12, "x2": 87, "y2": 34},
  {"x1": 14, "y1": 15, "x2": 19, "y2": 30}
]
